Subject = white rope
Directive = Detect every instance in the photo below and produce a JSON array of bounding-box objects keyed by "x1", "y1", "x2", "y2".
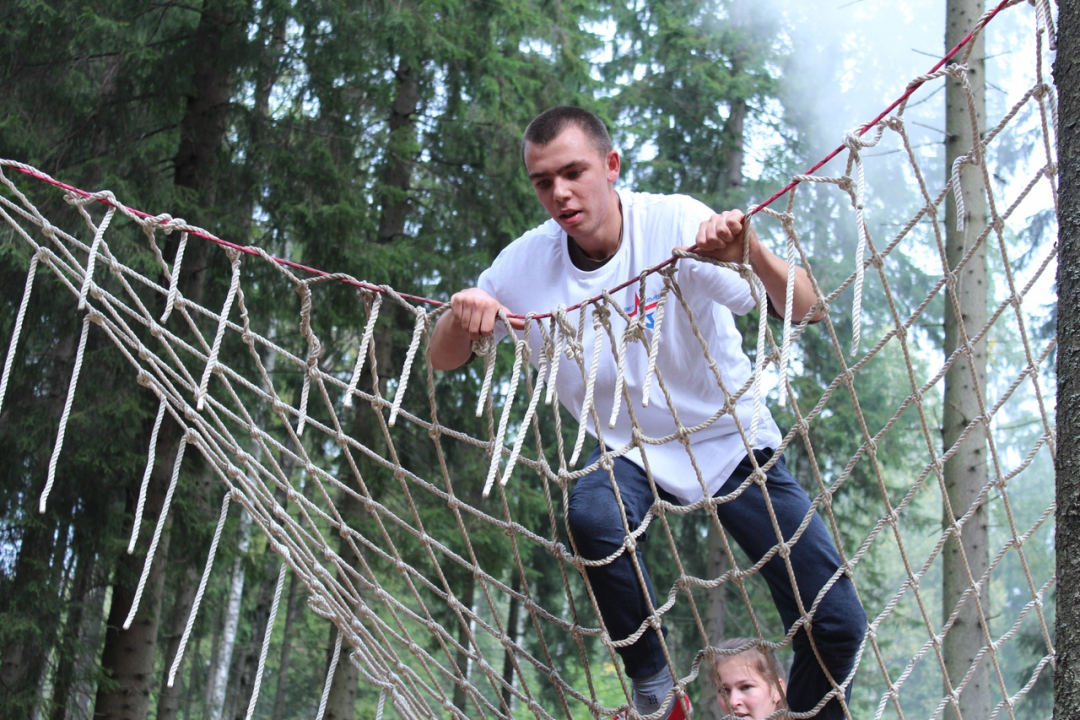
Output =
[
  {"x1": 197, "y1": 249, "x2": 243, "y2": 411},
  {"x1": 500, "y1": 346, "x2": 548, "y2": 489},
  {"x1": 389, "y1": 307, "x2": 427, "y2": 427},
  {"x1": 315, "y1": 630, "x2": 343, "y2": 720},
  {"x1": 476, "y1": 331, "x2": 498, "y2": 416},
  {"x1": 640, "y1": 267, "x2": 674, "y2": 409},
  {"x1": 40, "y1": 312, "x2": 93, "y2": 513},
  {"x1": 77, "y1": 203, "x2": 116, "y2": 311},
  {"x1": 0, "y1": 252, "x2": 39, "y2": 416},
  {"x1": 129, "y1": 395, "x2": 168, "y2": 553},
  {"x1": 245, "y1": 555, "x2": 290, "y2": 720},
  {"x1": 343, "y1": 292, "x2": 383, "y2": 407},
  {"x1": 842, "y1": 121, "x2": 888, "y2": 356},
  {"x1": 161, "y1": 231, "x2": 189, "y2": 322},
  {"x1": 569, "y1": 305, "x2": 607, "y2": 467},
  {"x1": 483, "y1": 332, "x2": 526, "y2": 497},
  {"x1": 545, "y1": 308, "x2": 569, "y2": 407},
  {"x1": 123, "y1": 433, "x2": 188, "y2": 629},
  {"x1": 168, "y1": 491, "x2": 232, "y2": 687},
  {"x1": 750, "y1": 273, "x2": 769, "y2": 443}
]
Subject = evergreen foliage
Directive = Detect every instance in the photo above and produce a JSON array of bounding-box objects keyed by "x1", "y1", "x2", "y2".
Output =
[{"x1": 0, "y1": 0, "x2": 1056, "y2": 718}]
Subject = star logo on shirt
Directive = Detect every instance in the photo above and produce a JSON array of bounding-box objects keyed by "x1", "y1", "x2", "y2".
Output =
[{"x1": 626, "y1": 294, "x2": 660, "y2": 330}]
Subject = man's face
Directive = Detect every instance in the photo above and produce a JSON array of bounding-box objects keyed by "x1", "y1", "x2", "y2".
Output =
[{"x1": 523, "y1": 124, "x2": 620, "y2": 248}]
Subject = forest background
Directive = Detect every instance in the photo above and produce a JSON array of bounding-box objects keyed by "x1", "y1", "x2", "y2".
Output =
[{"x1": 0, "y1": 0, "x2": 1058, "y2": 719}]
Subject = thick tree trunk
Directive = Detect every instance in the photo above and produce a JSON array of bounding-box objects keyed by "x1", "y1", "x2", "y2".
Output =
[
  {"x1": 49, "y1": 548, "x2": 98, "y2": 720},
  {"x1": 451, "y1": 575, "x2": 478, "y2": 714},
  {"x1": 377, "y1": 57, "x2": 421, "y2": 245},
  {"x1": 73, "y1": 580, "x2": 108, "y2": 720},
  {"x1": 231, "y1": 552, "x2": 283, "y2": 719},
  {"x1": 941, "y1": 2, "x2": 990, "y2": 719},
  {"x1": 715, "y1": 0, "x2": 750, "y2": 206},
  {"x1": 207, "y1": 510, "x2": 252, "y2": 720},
  {"x1": 501, "y1": 571, "x2": 523, "y2": 711},
  {"x1": 321, "y1": 47, "x2": 422, "y2": 719},
  {"x1": 93, "y1": 0, "x2": 241, "y2": 715},
  {"x1": 322, "y1": 491, "x2": 374, "y2": 720},
  {"x1": 270, "y1": 567, "x2": 304, "y2": 720},
  {"x1": 324, "y1": 621, "x2": 359, "y2": 720},
  {"x1": 156, "y1": 565, "x2": 201, "y2": 720},
  {"x1": 1, "y1": 331, "x2": 80, "y2": 718},
  {"x1": 699, "y1": 524, "x2": 729, "y2": 720},
  {"x1": 93, "y1": 465, "x2": 176, "y2": 719},
  {"x1": 0, "y1": 508, "x2": 65, "y2": 712},
  {"x1": 1055, "y1": 2, "x2": 1080, "y2": 718},
  {"x1": 203, "y1": 608, "x2": 226, "y2": 716}
]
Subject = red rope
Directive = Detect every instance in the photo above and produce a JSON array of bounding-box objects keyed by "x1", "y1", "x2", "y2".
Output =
[
  {"x1": 9, "y1": 0, "x2": 1012, "y2": 320},
  {"x1": 6, "y1": 165, "x2": 444, "y2": 309}
]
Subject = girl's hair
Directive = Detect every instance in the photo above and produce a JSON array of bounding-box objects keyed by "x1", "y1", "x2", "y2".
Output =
[{"x1": 710, "y1": 638, "x2": 787, "y2": 690}]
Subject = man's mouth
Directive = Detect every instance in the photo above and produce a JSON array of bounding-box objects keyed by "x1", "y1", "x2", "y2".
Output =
[{"x1": 559, "y1": 209, "x2": 582, "y2": 223}]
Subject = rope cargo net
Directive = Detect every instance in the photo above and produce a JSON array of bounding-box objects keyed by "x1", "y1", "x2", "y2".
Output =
[{"x1": 0, "y1": 0, "x2": 1058, "y2": 718}]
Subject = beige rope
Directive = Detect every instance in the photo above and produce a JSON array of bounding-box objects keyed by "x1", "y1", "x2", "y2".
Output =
[{"x1": 0, "y1": 3, "x2": 1059, "y2": 717}]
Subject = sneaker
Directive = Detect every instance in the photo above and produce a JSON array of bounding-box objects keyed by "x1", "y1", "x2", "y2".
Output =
[{"x1": 610, "y1": 695, "x2": 692, "y2": 720}]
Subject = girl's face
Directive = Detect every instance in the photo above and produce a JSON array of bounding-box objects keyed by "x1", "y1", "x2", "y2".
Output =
[{"x1": 715, "y1": 658, "x2": 785, "y2": 719}]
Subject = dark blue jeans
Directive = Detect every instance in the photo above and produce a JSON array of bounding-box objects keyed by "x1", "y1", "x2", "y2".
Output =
[{"x1": 566, "y1": 447, "x2": 866, "y2": 719}]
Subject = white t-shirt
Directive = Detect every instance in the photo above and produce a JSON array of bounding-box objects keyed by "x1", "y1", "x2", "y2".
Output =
[{"x1": 478, "y1": 190, "x2": 782, "y2": 504}]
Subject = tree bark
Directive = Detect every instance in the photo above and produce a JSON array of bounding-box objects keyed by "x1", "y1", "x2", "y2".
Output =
[
  {"x1": 93, "y1": 0, "x2": 242, "y2": 715},
  {"x1": 321, "y1": 44, "x2": 422, "y2": 718},
  {"x1": 451, "y1": 575, "x2": 477, "y2": 714},
  {"x1": 699, "y1": 524, "x2": 729, "y2": 720},
  {"x1": 270, "y1": 567, "x2": 304, "y2": 720},
  {"x1": 1, "y1": 330, "x2": 80, "y2": 718},
  {"x1": 231, "y1": 553, "x2": 283, "y2": 719},
  {"x1": 941, "y1": 2, "x2": 990, "y2": 719},
  {"x1": 93, "y1": 462, "x2": 176, "y2": 719},
  {"x1": 323, "y1": 620, "x2": 359, "y2": 720},
  {"x1": 501, "y1": 571, "x2": 523, "y2": 711},
  {"x1": 49, "y1": 548, "x2": 98, "y2": 720},
  {"x1": 699, "y1": 6, "x2": 747, "y2": 713},
  {"x1": 377, "y1": 57, "x2": 421, "y2": 245},
  {"x1": 156, "y1": 564, "x2": 201, "y2": 720},
  {"x1": 207, "y1": 510, "x2": 252, "y2": 720},
  {"x1": 1055, "y1": 2, "x2": 1080, "y2": 718}
]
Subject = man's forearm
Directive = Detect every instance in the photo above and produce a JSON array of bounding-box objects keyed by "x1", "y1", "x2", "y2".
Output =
[
  {"x1": 429, "y1": 312, "x2": 475, "y2": 371},
  {"x1": 749, "y1": 242, "x2": 823, "y2": 323}
]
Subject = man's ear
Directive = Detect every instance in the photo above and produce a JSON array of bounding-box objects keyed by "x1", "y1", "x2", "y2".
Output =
[{"x1": 606, "y1": 149, "x2": 620, "y2": 182}]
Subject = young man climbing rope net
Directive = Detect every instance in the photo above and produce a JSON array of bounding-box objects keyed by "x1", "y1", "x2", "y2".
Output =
[{"x1": 429, "y1": 106, "x2": 866, "y2": 720}]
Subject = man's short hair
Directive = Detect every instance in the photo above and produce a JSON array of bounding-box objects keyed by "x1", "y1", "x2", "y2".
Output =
[{"x1": 522, "y1": 106, "x2": 613, "y2": 161}]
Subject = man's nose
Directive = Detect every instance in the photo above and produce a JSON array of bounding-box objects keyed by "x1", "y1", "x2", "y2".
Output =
[{"x1": 553, "y1": 176, "x2": 571, "y2": 200}]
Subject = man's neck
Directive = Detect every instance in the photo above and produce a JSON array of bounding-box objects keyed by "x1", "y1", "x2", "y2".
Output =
[{"x1": 573, "y1": 193, "x2": 623, "y2": 261}]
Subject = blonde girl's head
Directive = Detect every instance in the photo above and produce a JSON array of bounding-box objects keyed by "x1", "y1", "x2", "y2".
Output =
[{"x1": 711, "y1": 638, "x2": 787, "y2": 719}]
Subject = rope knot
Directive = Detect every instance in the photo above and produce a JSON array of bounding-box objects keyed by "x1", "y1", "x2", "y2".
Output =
[
  {"x1": 472, "y1": 334, "x2": 495, "y2": 357},
  {"x1": 945, "y1": 63, "x2": 969, "y2": 80},
  {"x1": 842, "y1": 131, "x2": 864, "y2": 153}
]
